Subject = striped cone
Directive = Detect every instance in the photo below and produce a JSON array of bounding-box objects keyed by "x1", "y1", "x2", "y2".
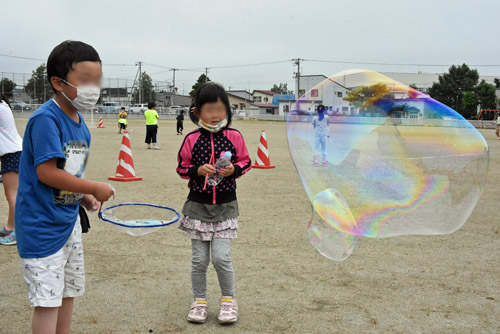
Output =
[
  {"x1": 252, "y1": 130, "x2": 275, "y2": 169},
  {"x1": 97, "y1": 117, "x2": 105, "y2": 128},
  {"x1": 108, "y1": 131, "x2": 142, "y2": 182}
]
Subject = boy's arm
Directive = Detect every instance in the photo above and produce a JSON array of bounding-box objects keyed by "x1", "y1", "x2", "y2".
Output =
[{"x1": 37, "y1": 159, "x2": 114, "y2": 202}]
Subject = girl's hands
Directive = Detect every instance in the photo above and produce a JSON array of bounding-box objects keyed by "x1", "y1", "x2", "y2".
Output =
[
  {"x1": 198, "y1": 164, "x2": 216, "y2": 176},
  {"x1": 218, "y1": 163, "x2": 234, "y2": 177}
]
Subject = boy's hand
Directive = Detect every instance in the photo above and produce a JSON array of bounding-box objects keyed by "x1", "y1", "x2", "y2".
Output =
[
  {"x1": 82, "y1": 194, "x2": 99, "y2": 211},
  {"x1": 198, "y1": 164, "x2": 216, "y2": 176},
  {"x1": 218, "y1": 163, "x2": 234, "y2": 177},
  {"x1": 92, "y1": 182, "x2": 115, "y2": 202}
]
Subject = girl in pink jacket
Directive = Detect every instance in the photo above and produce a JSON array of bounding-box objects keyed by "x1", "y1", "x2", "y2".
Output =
[{"x1": 176, "y1": 83, "x2": 251, "y2": 324}]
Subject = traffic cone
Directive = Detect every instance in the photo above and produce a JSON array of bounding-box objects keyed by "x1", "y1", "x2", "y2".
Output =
[
  {"x1": 108, "y1": 131, "x2": 142, "y2": 182},
  {"x1": 252, "y1": 130, "x2": 275, "y2": 169},
  {"x1": 98, "y1": 117, "x2": 105, "y2": 128}
]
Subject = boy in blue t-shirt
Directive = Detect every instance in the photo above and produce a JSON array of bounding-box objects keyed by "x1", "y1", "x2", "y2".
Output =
[{"x1": 15, "y1": 40, "x2": 115, "y2": 333}]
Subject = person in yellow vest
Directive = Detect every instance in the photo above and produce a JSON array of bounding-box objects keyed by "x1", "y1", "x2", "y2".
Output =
[
  {"x1": 144, "y1": 101, "x2": 159, "y2": 149},
  {"x1": 118, "y1": 107, "x2": 128, "y2": 134}
]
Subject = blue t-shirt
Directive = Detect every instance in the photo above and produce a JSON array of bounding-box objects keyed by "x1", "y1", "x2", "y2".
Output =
[{"x1": 15, "y1": 99, "x2": 91, "y2": 258}]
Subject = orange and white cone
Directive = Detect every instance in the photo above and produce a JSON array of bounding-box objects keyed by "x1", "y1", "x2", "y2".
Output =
[
  {"x1": 97, "y1": 117, "x2": 105, "y2": 128},
  {"x1": 108, "y1": 131, "x2": 142, "y2": 182},
  {"x1": 252, "y1": 130, "x2": 275, "y2": 169}
]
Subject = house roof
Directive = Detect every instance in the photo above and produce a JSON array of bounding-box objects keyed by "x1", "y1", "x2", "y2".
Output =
[
  {"x1": 252, "y1": 90, "x2": 278, "y2": 96},
  {"x1": 227, "y1": 92, "x2": 250, "y2": 101}
]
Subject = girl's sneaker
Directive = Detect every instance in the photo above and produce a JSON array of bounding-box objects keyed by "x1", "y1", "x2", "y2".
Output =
[
  {"x1": 313, "y1": 157, "x2": 318, "y2": 166},
  {"x1": 0, "y1": 227, "x2": 13, "y2": 238},
  {"x1": 0, "y1": 231, "x2": 16, "y2": 245},
  {"x1": 218, "y1": 296, "x2": 238, "y2": 324},
  {"x1": 323, "y1": 158, "x2": 327, "y2": 166},
  {"x1": 187, "y1": 299, "x2": 208, "y2": 323}
]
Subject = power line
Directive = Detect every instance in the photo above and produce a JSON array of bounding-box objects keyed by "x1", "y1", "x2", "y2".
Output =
[
  {"x1": 0, "y1": 53, "x2": 135, "y2": 67},
  {"x1": 303, "y1": 59, "x2": 500, "y2": 67},
  {"x1": 0, "y1": 53, "x2": 44, "y2": 61}
]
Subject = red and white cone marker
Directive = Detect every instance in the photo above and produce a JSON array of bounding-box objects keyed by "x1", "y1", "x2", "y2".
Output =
[
  {"x1": 252, "y1": 130, "x2": 275, "y2": 169},
  {"x1": 108, "y1": 131, "x2": 142, "y2": 182},
  {"x1": 97, "y1": 117, "x2": 105, "y2": 128}
]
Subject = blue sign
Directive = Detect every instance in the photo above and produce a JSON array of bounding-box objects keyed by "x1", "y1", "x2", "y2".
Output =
[{"x1": 272, "y1": 94, "x2": 295, "y2": 105}]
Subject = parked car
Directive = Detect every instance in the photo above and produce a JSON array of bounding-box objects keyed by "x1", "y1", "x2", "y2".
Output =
[
  {"x1": 128, "y1": 103, "x2": 148, "y2": 114},
  {"x1": 10, "y1": 101, "x2": 32, "y2": 111},
  {"x1": 97, "y1": 101, "x2": 122, "y2": 113}
]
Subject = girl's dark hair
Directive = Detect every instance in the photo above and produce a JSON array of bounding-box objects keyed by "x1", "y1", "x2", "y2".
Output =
[
  {"x1": 317, "y1": 104, "x2": 326, "y2": 113},
  {"x1": 189, "y1": 82, "x2": 232, "y2": 127},
  {"x1": 47, "y1": 40, "x2": 101, "y2": 93}
]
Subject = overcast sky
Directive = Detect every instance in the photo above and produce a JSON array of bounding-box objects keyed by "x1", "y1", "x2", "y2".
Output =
[{"x1": 2, "y1": 0, "x2": 500, "y2": 94}]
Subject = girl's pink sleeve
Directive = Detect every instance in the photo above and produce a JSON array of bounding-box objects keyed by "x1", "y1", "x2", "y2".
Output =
[
  {"x1": 226, "y1": 129, "x2": 251, "y2": 178},
  {"x1": 176, "y1": 132, "x2": 200, "y2": 180}
]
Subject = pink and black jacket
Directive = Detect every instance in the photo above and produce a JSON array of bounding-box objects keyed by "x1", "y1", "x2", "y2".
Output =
[{"x1": 176, "y1": 127, "x2": 251, "y2": 204}]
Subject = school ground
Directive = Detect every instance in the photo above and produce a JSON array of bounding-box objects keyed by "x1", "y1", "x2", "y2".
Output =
[{"x1": 0, "y1": 118, "x2": 499, "y2": 333}]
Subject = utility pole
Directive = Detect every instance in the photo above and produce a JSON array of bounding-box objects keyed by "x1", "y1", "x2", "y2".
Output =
[
  {"x1": 170, "y1": 68, "x2": 178, "y2": 104},
  {"x1": 293, "y1": 58, "x2": 303, "y2": 99},
  {"x1": 135, "y1": 61, "x2": 142, "y2": 103},
  {"x1": 205, "y1": 67, "x2": 209, "y2": 83}
]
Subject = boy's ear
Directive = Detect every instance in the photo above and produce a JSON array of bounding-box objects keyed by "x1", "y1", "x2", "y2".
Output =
[
  {"x1": 192, "y1": 107, "x2": 198, "y2": 117},
  {"x1": 50, "y1": 77, "x2": 64, "y2": 93}
]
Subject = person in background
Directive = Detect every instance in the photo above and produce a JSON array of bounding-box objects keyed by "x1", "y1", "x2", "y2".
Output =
[
  {"x1": 118, "y1": 107, "x2": 128, "y2": 134},
  {"x1": 177, "y1": 109, "x2": 185, "y2": 135},
  {"x1": 144, "y1": 101, "x2": 159, "y2": 149}
]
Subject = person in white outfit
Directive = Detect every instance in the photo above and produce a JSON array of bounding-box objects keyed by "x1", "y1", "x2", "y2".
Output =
[{"x1": 311, "y1": 104, "x2": 330, "y2": 166}]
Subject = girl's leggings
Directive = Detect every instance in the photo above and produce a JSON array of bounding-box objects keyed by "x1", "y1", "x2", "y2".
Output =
[{"x1": 191, "y1": 238, "x2": 234, "y2": 299}]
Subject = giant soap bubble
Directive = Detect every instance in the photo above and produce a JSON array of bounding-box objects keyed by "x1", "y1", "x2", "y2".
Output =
[{"x1": 287, "y1": 70, "x2": 489, "y2": 261}]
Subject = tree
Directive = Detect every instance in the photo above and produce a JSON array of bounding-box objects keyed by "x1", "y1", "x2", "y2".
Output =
[
  {"x1": 0, "y1": 78, "x2": 16, "y2": 98},
  {"x1": 343, "y1": 83, "x2": 394, "y2": 113},
  {"x1": 494, "y1": 78, "x2": 500, "y2": 89},
  {"x1": 462, "y1": 91, "x2": 478, "y2": 118},
  {"x1": 270, "y1": 83, "x2": 293, "y2": 94},
  {"x1": 474, "y1": 80, "x2": 497, "y2": 110},
  {"x1": 132, "y1": 72, "x2": 156, "y2": 103},
  {"x1": 25, "y1": 64, "x2": 53, "y2": 103},
  {"x1": 190, "y1": 74, "x2": 211, "y2": 97},
  {"x1": 428, "y1": 64, "x2": 479, "y2": 118}
]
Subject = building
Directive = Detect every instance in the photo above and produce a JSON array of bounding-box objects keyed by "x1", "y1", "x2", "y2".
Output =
[
  {"x1": 291, "y1": 75, "x2": 352, "y2": 115},
  {"x1": 227, "y1": 92, "x2": 253, "y2": 111},
  {"x1": 252, "y1": 90, "x2": 277, "y2": 104},
  {"x1": 100, "y1": 87, "x2": 130, "y2": 104},
  {"x1": 252, "y1": 103, "x2": 278, "y2": 115},
  {"x1": 227, "y1": 90, "x2": 253, "y2": 101},
  {"x1": 157, "y1": 91, "x2": 192, "y2": 107}
]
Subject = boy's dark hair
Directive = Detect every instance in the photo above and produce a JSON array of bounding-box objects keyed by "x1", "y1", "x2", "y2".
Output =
[
  {"x1": 47, "y1": 40, "x2": 101, "y2": 93},
  {"x1": 121, "y1": 107, "x2": 125, "y2": 110},
  {"x1": 148, "y1": 101, "x2": 155, "y2": 109},
  {"x1": 317, "y1": 104, "x2": 326, "y2": 113},
  {"x1": 180, "y1": 110, "x2": 185, "y2": 114},
  {"x1": 189, "y1": 82, "x2": 232, "y2": 127}
]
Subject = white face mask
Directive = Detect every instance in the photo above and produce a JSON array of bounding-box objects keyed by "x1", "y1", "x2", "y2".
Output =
[{"x1": 61, "y1": 79, "x2": 100, "y2": 111}]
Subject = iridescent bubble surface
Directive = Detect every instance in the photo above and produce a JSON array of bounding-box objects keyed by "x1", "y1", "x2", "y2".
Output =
[{"x1": 287, "y1": 70, "x2": 489, "y2": 260}]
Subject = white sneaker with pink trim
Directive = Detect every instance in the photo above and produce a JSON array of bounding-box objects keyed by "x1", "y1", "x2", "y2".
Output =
[
  {"x1": 187, "y1": 299, "x2": 208, "y2": 323},
  {"x1": 218, "y1": 296, "x2": 238, "y2": 324}
]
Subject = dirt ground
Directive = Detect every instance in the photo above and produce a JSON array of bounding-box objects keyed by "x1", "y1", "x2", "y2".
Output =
[{"x1": 0, "y1": 117, "x2": 499, "y2": 334}]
